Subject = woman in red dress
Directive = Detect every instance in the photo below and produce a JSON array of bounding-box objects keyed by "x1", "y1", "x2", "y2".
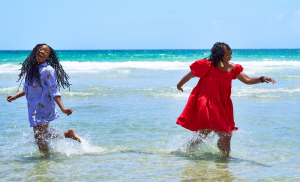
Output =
[{"x1": 176, "y1": 42, "x2": 276, "y2": 157}]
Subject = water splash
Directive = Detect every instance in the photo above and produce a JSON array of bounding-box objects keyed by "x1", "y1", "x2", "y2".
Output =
[
  {"x1": 0, "y1": 124, "x2": 107, "y2": 158},
  {"x1": 166, "y1": 131, "x2": 220, "y2": 158},
  {"x1": 41, "y1": 125, "x2": 107, "y2": 157}
]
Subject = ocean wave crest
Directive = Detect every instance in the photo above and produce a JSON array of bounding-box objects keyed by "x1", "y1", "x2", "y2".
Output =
[
  {"x1": 232, "y1": 86, "x2": 300, "y2": 98},
  {"x1": 1, "y1": 61, "x2": 300, "y2": 74},
  {"x1": 0, "y1": 87, "x2": 19, "y2": 94}
]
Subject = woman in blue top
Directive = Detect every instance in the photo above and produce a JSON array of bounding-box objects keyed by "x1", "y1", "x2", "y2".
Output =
[{"x1": 7, "y1": 44, "x2": 81, "y2": 153}]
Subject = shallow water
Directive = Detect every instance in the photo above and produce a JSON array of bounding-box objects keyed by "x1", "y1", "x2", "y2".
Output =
[{"x1": 0, "y1": 49, "x2": 300, "y2": 181}]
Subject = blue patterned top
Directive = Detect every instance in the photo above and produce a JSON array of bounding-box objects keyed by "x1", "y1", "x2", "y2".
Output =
[{"x1": 24, "y1": 62, "x2": 61, "y2": 127}]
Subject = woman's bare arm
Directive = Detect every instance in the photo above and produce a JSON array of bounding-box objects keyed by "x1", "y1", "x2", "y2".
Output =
[
  {"x1": 7, "y1": 90, "x2": 25, "y2": 102},
  {"x1": 236, "y1": 72, "x2": 276, "y2": 84},
  {"x1": 53, "y1": 96, "x2": 73, "y2": 116},
  {"x1": 177, "y1": 71, "x2": 196, "y2": 92}
]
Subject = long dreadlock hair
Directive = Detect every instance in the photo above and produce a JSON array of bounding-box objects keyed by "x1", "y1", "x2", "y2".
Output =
[
  {"x1": 206, "y1": 42, "x2": 231, "y2": 67},
  {"x1": 17, "y1": 44, "x2": 71, "y2": 91}
]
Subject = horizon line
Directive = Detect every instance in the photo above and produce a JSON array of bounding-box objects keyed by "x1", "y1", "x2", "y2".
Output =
[{"x1": 0, "y1": 48, "x2": 300, "y2": 51}]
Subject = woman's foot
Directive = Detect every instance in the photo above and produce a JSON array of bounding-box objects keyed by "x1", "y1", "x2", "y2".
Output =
[{"x1": 64, "y1": 128, "x2": 81, "y2": 142}]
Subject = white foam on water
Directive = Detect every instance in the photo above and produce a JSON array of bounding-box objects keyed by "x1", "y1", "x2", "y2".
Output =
[
  {"x1": 43, "y1": 125, "x2": 108, "y2": 156},
  {"x1": 49, "y1": 138, "x2": 107, "y2": 157},
  {"x1": 60, "y1": 61, "x2": 191, "y2": 72},
  {"x1": 0, "y1": 86, "x2": 19, "y2": 94},
  {"x1": 1, "y1": 61, "x2": 300, "y2": 73},
  {"x1": 2, "y1": 85, "x2": 300, "y2": 100},
  {"x1": 118, "y1": 70, "x2": 131, "y2": 74},
  {"x1": 0, "y1": 64, "x2": 21, "y2": 73},
  {"x1": 145, "y1": 86, "x2": 300, "y2": 99},
  {"x1": 150, "y1": 92, "x2": 191, "y2": 99},
  {"x1": 0, "y1": 75, "x2": 19, "y2": 79},
  {"x1": 143, "y1": 86, "x2": 193, "y2": 99},
  {"x1": 232, "y1": 61, "x2": 300, "y2": 76},
  {"x1": 280, "y1": 75, "x2": 300, "y2": 80},
  {"x1": 75, "y1": 75, "x2": 129, "y2": 78},
  {"x1": 140, "y1": 86, "x2": 194, "y2": 93},
  {"x1": 232, "y1": 86, "x2": 300, "y2": 98},
  {"x1": 61, "y1": 60, "x2": 300, "y2": 73},
  {"x1": 0, "y1": 124, "x2": 110, "y2": 158},
  {"x1": 60, "y1": 91, "x2": 94, "y2": 97}
]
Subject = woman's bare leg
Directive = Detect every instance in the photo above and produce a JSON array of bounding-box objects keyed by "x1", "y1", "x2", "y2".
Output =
[
  {"x1": 33, "y1": 123, "x2": 81, "y2": 153},
  {"x1": 47, "y1": 126, "x2": 81, "y2": 143},
  {"x1": 215, "y1": 131, "x2": 232, "y2": 157},
  {"x1": 189, "y1": 129, "x2": 212, "y2": 148},
  {"x1": 48, "y1": 127, "x2": 81, "y2": 142},
  {"x1": 33, "y1": 122, "x2": 50, "y2": 153},
  {"x1": 64, "y1": 129, "x2": 81, "y2": 142},
  {"x1": 197, "y1": 129, "x2": 212, "y2": 138}
]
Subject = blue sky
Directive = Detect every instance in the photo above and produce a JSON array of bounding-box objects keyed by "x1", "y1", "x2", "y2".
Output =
[{"x1": 0, "y1": 0, "x2": 299, "y2": 50}]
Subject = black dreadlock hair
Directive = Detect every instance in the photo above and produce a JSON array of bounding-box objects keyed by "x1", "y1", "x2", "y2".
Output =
[
  {"x1": 207, "y1": 42, "x2": 231, "y2": 67},
  {"x1": 17, "y1": 44, "x2": 71, "y2": 91}
]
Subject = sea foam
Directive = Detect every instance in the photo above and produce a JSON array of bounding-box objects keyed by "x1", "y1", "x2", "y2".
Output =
[{"x1": 1, "y1": 61, "x2": 300, "y2": 74}]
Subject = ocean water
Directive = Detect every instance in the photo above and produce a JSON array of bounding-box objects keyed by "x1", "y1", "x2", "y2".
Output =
[{"x1": 0, "y1": 49, "x2": 300, "y2": 181}]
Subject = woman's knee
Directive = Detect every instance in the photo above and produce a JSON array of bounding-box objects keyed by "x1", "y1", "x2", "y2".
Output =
[
  {"x1": 216, "y1": 131, "x2": 232, "y2": 142},
  {"x1": 33, "y1": 123, "x2": 48, "y2": 143},
  {"x1": 216, "y1": 131, "x2": 231, "y2": 137},
  {"x1": 34, "y1": 132, "x2": 45, "y2": 144}
]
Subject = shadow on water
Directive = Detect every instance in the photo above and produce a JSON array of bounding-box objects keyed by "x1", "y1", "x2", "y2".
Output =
[
  {"x1": 169, "y1": 147, "x2": 254, "y2": 181},
  {"x1": 170, "y1": 143, "x2": 269, "y2": 167},
  {"x1": 168, "y1": 131, "x2": 269, "y2": 166},
  {"x1": 168, "y1": 148, "x2": 270, "y2": 181},
  {"x1": 179, "y1": 161, "x2": 247, "y2": 182},
  {"x1": 227, "y1": 156, "x2": 270, "y2": 167}
]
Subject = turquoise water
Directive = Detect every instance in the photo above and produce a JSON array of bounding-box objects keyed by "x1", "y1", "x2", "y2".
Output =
[{"x1": 0, "y1": 49, "x2": 300, "y2": 181}]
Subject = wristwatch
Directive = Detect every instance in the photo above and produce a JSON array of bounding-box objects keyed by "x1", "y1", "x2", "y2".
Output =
[{"x1": 260, "y1": 76, "x2": 265, "y2": 83}]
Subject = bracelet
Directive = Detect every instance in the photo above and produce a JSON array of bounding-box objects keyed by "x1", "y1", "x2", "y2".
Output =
[{"x1": 260, "y1": 76, "x2": 265, "y2": 83}]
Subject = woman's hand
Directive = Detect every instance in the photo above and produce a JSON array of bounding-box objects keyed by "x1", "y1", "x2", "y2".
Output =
[
  {"x1": 53, "y1": 96, "x2": 72, "y2": 116},
  {"x1": 7, "y1": 95, "x2": 17, "y2": 102},
  {"x1": 6, "y1": 90, "x2": 25, "y2": 102},
  {"x1": 177, "y1": 85, "x2": 184, "y2": 92},
  {"x1": 263, "y1": 77, "x2": 277, "y2": 84},
  {"x1": 62, "y1": 108, "x2": 73, "y2": 116}
]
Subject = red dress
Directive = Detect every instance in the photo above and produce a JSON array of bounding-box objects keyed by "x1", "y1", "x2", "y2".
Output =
[{"x1": 176, "y1": 59, "x2": 244, "y2": 133}]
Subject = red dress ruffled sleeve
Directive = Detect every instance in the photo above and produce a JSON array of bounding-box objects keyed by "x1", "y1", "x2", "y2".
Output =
[
  {"x1": 232, "y1": 64, "x2": 244, "y2": 79},
  {"x1": 190, "y1": 59, "x2": 212, "y2": 78}
]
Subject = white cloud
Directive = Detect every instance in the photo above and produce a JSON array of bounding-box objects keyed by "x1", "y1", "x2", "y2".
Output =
[
  {"x1": 295, "y1": 9, "x2": 300, "y2": 18},
  {"x1": 276, "y1": 12, "x2": 285, "y2": 20},
  {"x1": 291, "y1": 9, "x2": 300, "y2": 31},
  {"x1": 267, "y1": 12, "x2": 285, "y2": 25}
]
